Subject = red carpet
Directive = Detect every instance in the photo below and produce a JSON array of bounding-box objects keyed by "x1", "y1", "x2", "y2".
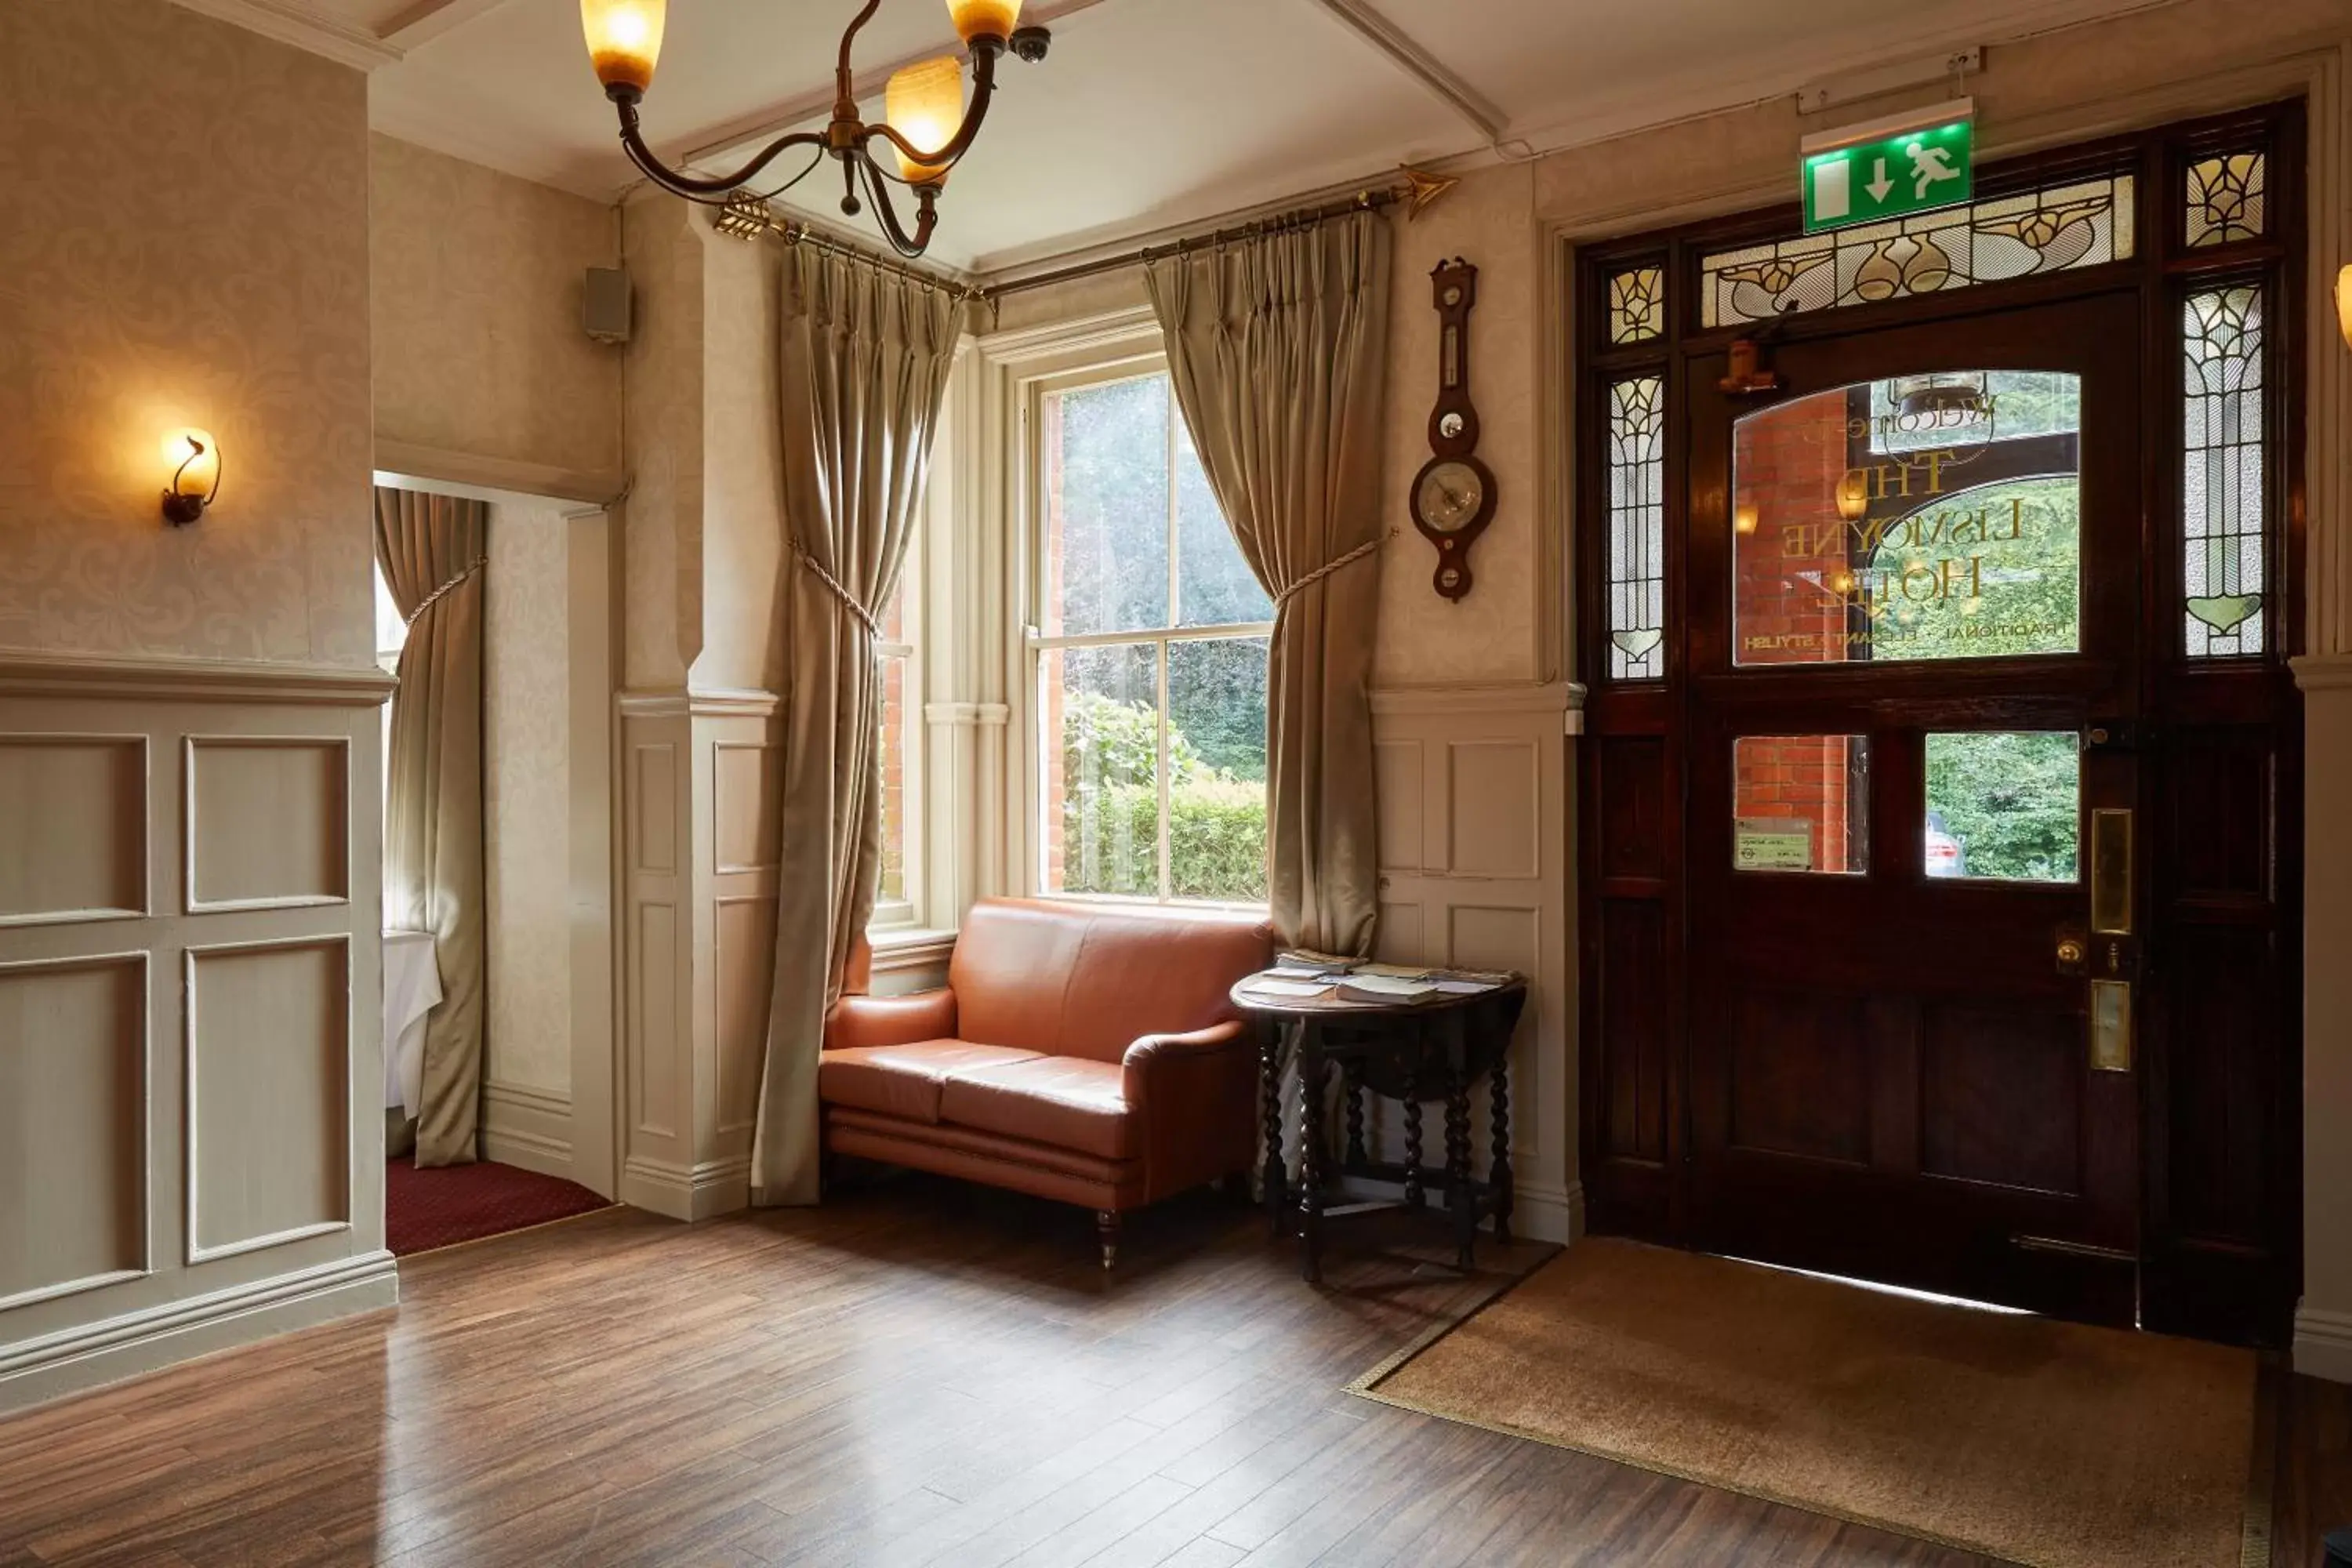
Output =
[{"x1": 386, "y1": 1157, "x2": 614, "y2": 1257}]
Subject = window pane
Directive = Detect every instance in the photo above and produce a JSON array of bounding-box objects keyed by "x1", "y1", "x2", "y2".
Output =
[
  {"x1": 2186, "y1": 151, "x2": 2265, "y2": 249},
  {"x1": 2183, "y1": 285, "x2": 2266, "y2": 658},
  {"x1": 1608, "y1": 266, "x2": 1665, "y2": 344},
  {"x1": 1176, "y1": 420, "x2": 1271, "y2": 627},
  {"x1": 1043, "y1": 642, "x2": 1160, "y2": 898},
  {"x1": 1923, "y1": 731, "x2": 2080, "y2": 882},
  {"x1": 1167, "y1": 637, "x2": 1268, "y2": 902},
  {"x1": 1606, "y1": 376, "x2": 1666, "y2": 680},
  {"x1": 1733, "y1": 735, "x2": 1868, "y2": 875},
  {"x1": 374, "y1": 564, "x2": 408, "y2": 662},
  {"x1": 1040, "y1": 376, "x2": 1169, "y2": 637},
  {"x1": 1700, "y1": 174, "x2": 2132, "y2": 328},
  {"x1": 1733, "y1": 376, "x2": 2081, "y2": 666},
  {"x1": 877, "y1": 652, "x2": 908, "y2": 907}
]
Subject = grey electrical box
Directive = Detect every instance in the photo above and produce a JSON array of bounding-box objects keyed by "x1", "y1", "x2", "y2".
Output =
[{"x1": 584, "y1": 266, "x2": 631, "y2": 344}]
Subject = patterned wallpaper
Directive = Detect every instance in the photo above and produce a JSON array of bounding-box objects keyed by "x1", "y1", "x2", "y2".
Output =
[
  {"x1": 0, "y1": 0, "x2": 373, "y2": 666},
  {"x1": 371, "y1": 136, "x2": 626, "y2": 481},
  {"x1": 485, "y1": 504, "x2": 574, "y2": 1097}
]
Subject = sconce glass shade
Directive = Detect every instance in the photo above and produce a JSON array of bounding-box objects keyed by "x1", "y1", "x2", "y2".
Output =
[
  {"x1": 2336, "y1": 263, "x2": 2352, "y2": 352},
  {"x1": 582, "y1": 0, "x2": 666, "y2": 94},
  {"x1": 946, "y1": 0, "x2": 1021, "y2": 43},
  {"x1": 886, "y1": 57, "x2": 965, "y2": 186},
  {"x1": 165, "y1": 430, "x2": 219, "y2": 498}
]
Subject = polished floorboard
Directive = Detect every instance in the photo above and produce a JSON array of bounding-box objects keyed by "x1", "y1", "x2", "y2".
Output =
[{"x1": 2, "y1": 1175, "x2": 2347, "y2": 1567}]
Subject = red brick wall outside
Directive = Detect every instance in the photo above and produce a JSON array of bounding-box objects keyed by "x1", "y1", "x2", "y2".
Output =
[
  {"x1": 1733, "y1": 392, "x2": 1860, "y2": 873},
  {"x1": 877, "y1": 652, "x2": 906, "y2": 902}
]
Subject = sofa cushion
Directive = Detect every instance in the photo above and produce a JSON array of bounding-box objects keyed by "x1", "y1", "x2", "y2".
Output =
[
  {"x1": 819, "y1": 1040, "x2": 1043, "y2": 1124},
  {"x1": 938, "y1": 1055, "x2": 1135, "y2": 1161},
  {"x1": 950, "y1": 899, "x2": 1272, "y2": 1064}
]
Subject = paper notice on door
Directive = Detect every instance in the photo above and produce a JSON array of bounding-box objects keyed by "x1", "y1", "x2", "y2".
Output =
[{"x1": 1735, "y1": 817, "x2": 1814, "y2": 872}]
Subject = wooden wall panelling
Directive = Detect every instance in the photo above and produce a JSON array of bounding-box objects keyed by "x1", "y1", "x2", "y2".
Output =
[
  {"x1": 0, "y1": 663, "x2": 396, "y2": 1416},
  {"x1": 1368, "y1": 684, "x2": 1578, "y2": 1243}
]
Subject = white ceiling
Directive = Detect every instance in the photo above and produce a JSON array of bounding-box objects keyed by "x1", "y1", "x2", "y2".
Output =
[{"x1": 212, "y1": 0, "x2": 2185, "y2": 276}]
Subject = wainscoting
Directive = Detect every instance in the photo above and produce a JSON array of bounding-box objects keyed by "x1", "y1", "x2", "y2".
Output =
[
  {"x1": 616, "y1": 688, "x2": 782, "y2": 1220},
  {"x1": 1368, "y1": 681, "x2": 1582, "y2": 1243},
  {"x1": 0, "y1": 654, "x2": 398, "y2": 1414}
]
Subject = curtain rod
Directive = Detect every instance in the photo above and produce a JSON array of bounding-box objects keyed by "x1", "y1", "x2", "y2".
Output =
[
  {"x1": 720, "y1": 199, "x2": 986, "y2": 301},
  {"x1": 976, "y1": 183, "x2": 1409, "y2": 305}
]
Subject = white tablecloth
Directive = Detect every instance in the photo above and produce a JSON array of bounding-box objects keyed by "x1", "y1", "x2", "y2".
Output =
[{"x1": 383, "y1": 930, "x2": 441, "y2": 1119}]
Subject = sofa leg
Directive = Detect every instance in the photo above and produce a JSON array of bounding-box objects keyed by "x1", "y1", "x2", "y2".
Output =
[{"x1": 1096, "y1": 1210, "x2": 1121, "y2": 1271}]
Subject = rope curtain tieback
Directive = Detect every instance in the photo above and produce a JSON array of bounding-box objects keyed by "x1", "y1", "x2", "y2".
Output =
[
  {"x1": 402, "y1": 556, "x2": 488, "y2": 628},
  {"x1": 793, "y1": 543, "x2": 882, "y2": 638},
  {"x1": 1273, "y1": 528, "x2": 1396, "y2": 607}
]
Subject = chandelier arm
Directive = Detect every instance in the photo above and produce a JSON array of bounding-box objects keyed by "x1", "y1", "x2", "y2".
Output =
[
  {"x1": 858, "y1": 157, "x2": 939, "y2": 259},
  {"x1": 617, "y1": 99, "x2": 829, "y2": 199},
  {"x1": 868, "y1": 45, "x2": 1001, "y2": 172},
  {"x1": 834, "y1": 0, "x2": 887, "y2": 114}
]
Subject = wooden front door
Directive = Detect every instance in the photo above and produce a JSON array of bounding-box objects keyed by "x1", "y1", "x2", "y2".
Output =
[
  {"x1": 1577, "y1": 104, "x2": 2305, "y2": 1341},
  {"x1": 1683, "y1": 294, "x2": 2144, "y2": 1319}
]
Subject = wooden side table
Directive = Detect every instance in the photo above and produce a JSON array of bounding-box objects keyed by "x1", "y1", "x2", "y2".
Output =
[{"x1": 1231, "y1": 974, "x2": 1527, "y2": 1283}]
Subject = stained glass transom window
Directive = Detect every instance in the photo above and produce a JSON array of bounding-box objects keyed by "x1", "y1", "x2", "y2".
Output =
[
  {"x1": 1700, "y1": 176, "x2": 2135, "y2": 328},
  {"x1": 2186, "y1": 152, "x2": 2265, "y2": 249},
  {"x1": 1606, "y1": 376, "x2": 1666, "y2": 680},
  {"x1": 2183, "y1": 285, "x2": 2266, "y2": 658},
  {"x1": 1608, "y1": 267, "x2": 1665, "y2": 344}
]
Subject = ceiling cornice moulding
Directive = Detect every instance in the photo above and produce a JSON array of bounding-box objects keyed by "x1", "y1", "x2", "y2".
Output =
[{"x1": 169, "y1": 0, "x2": 403, "y2": 72}]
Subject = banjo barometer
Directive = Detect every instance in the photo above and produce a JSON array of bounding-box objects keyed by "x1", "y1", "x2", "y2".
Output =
[{"x1": 1409, "y1": 258, "x2": 1497, "y2": 601}]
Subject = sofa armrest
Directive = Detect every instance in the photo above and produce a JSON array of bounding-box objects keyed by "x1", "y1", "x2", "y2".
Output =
[
  {"x1": 1120, "y1": 1020, "x2": 1248, "y2": 1092},
  {"x1": 826, "y1": 989, "x2": 958, "y2": 1052},
  {"x1": 1121, "y1": 1021, "x2": 1256, "y2": 1200}
]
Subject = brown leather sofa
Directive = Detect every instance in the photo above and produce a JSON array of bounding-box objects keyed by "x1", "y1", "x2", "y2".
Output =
[{"x1": 822, "y1": 898, "x2": 1273, "y2": 1266}]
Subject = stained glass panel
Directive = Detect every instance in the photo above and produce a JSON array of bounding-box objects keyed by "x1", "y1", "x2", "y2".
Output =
[
  {"x1": 2183, "y1": 285, "x2": 2266, "y2": 658},
  {"x1": 1606, "y1": 376, "x2": 1666, "y2": 680},
  {"x1": 1700, "y1": 175, "x2": 2134, "y2": 328},
  {"x1": 2186, "y1": 152, "x2": 2265, "y2": 249},
  {"x1": 1608, "y1": 267, "x2": 1665, "y2": 344}
]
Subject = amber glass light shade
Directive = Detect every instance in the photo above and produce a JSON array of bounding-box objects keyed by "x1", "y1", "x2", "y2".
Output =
[
  {"x1": 582, "y1": 0, "x2": 666, "y2": 94},
  {"x1": 886, "y1": 57, "x2": 965, "y2": 186},
  {"x1": 2336, "y1": 263, "x2": 2352, "y2": 352},
  {"x1": 1835, "y1": 470, "x2": 1870, "y2": 522},
  {"x1": 165, "y1": 429, "x2": 220, "y2": 498},
  {"x1": 946, "y1": 0, "x2": 1021, "y2": 43}
]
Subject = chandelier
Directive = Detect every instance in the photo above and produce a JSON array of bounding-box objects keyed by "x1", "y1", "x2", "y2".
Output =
[{"x1": 581, "y1": 0, "x2": 1051, "y2": 259}]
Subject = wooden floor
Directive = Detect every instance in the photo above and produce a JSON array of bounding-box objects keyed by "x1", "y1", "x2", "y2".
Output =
[{"x1": 3, "y1": 1176, "x2": 2349, "y2": 1567}]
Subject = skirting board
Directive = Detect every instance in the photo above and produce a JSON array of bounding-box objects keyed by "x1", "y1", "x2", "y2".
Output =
[
  {"x1": 0, "y1": 1250, "x2": 398, "y2": 1416},
  {"x1": 482, "y1": 1083, "x2": 576, "y2": 1183},
  {"x1": 621, "y1": 1155, "x2": 751, "y2": 1222},
  {"x1": 1513, "y1": 1181, "x2": 1585, "y2": 1247},
  {"x1": 2294, "y1": 1303, "x2": 2352, "y2": 1385}
]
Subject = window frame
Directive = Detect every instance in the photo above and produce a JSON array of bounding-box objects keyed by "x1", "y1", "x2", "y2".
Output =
[
  {"x1": 869, "y1": 520, "x2": 925, "y2": 934},
  {"x1": 1017, "y1": 352, "x2": 1273, "y2": 913}
]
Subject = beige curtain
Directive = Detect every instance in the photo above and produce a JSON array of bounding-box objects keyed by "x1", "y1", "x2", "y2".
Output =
[
  {"x1": 753, "y1": 247, "x2": 962, "y2": 1206},
  {"x1": 1145, "y1": 212, "x2": 1393, "y2": 956},
  {"x1": 375, "y1": 488, "x2": 488, "y2": 1167}
]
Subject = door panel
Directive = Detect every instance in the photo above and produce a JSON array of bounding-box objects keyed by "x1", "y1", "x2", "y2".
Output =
[{"x1": 1684, "y1": 292, "x2": 2144, "y2": 1319}]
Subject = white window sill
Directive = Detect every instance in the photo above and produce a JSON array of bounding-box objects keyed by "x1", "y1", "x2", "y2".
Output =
[{"x1": 866, "y1": 925, "x2": 958, "y2": 975}]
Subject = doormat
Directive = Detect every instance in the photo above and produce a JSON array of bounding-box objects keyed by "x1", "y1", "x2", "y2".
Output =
[
  {"x1": 387, "y1": 1156, "x2": 614, "y2": 1258},
  {"x1": 1352, "y1": 1237, "x2": 2274, "y2": 1568}
]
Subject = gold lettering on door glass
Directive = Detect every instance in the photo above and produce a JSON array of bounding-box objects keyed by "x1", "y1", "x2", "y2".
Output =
[
  {"x1": 1732, "y1": 374, "x2": 2083, "y2": 666},
  {"x1": 2090, "y1": 808, "x2": 2133, "y2": 935},
  {"x1": 2089, "y1": 978, "x2": 2132, "y2": 1073}
]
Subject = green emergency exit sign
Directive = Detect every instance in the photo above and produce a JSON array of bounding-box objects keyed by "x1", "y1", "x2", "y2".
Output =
[{"x1": 1802, "y1": 111, "x2": 1974, "y2": 234}]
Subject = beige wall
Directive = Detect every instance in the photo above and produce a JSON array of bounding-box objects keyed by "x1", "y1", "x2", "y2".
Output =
[
  {"x1": 485, "y1": 504, "x2": 574, "y2": 1098},
  {"x1": 620, "y1": 194, "x2": 705, "y2": 690},
  {"x1": 0, "y1": 0, "x2": 372, "y2": 668},
  {"x1": 370, "y1": 136, "x2": 625, "y2": 484}
]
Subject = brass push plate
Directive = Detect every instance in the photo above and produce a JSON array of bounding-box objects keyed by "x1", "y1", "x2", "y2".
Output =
[{"x1": 2089, "y1": 978, "x2": 2132, "y2": 1073}]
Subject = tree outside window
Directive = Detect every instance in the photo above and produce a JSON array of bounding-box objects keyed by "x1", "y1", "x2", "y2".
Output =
[{"x1": 1034, "y1": 371, "x2": 1270, "y2": 905}]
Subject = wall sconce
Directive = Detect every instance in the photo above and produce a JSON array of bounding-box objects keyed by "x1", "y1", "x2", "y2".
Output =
[
  {"x1": 2335, "y1": 264, "x2": 2352, "y2": 351},
  {"x1": 162, "y1": 429, "x2": 220, "y2": 526}
]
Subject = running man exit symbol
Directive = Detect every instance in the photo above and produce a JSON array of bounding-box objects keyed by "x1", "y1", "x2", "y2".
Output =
[{"x1": 1802, "y1": 110, "x2": 1974, "y2": 234}]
